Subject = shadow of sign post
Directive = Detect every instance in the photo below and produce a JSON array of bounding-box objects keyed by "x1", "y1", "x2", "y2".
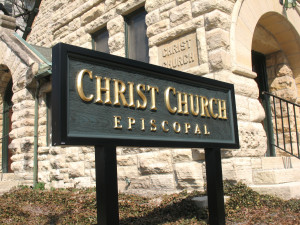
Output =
[{"x1": 52, "y1": 43, "x2": 239, "y2": 225}]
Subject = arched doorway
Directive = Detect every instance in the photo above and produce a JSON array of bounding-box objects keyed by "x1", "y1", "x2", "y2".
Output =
[
  {"x1": 2, "y1": 79, "x2": 13, "y2": 173},
  {"x1": 251, "y1": 12, "x2": 300, "y2": 157}
]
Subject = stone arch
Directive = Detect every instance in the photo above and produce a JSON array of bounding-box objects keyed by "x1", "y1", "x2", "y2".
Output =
[
  {"x1": 230, "y1": 0, "x2": 300, "y2": 81},
  {"x1": 0, "y1": 27, "x2": 41, "y2": 175}
]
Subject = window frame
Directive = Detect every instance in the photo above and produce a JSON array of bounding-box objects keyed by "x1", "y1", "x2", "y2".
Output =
[
  {"x1": 92, "y1": 27, "x2": 110, "y2": 54},
  {"x1": 124, "y1": 7, "x2": 149, "y2": 63}
]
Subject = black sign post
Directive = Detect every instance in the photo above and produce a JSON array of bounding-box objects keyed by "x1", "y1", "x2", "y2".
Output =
[
  {"x1": 95, "y1": 146, "x2": 119, "y2": 224},
  {"x1": 205, "y1": 148, "x2": 225, "y2": 224},
  {"x1": 52, "y1": 43, "x2": 239, "y2": 225}
]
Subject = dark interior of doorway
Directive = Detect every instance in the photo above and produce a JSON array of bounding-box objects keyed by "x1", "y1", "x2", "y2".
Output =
[
  {"x1": 2, "y1": 79, "x2": 13, "y2": 173},
  {"x1": 252, "y1": 51, "x2": 275, "y2": 157}
]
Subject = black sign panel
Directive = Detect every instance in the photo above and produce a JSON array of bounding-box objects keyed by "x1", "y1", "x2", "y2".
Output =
[{"x1": 52, "y1": 43, "x2": 239, "y2": 148}]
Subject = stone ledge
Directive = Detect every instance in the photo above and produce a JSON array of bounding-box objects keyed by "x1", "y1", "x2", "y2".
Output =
[
  {"x1": 253, "y1": 168, "x2": 300, "y2": 185},
  {"x1": 250, "y1": 182, "x2": 300, "y2": 200}
]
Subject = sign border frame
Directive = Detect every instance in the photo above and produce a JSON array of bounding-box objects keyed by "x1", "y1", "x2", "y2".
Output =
[{"x1": 52, "y1": 43, "x2": 239, "y2": 149}]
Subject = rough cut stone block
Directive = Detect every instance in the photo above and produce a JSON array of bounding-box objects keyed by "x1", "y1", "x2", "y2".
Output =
[
  {"x1": 118, "y1": 166, "x2": 139, "y2": 179},
  {"x1": 184, "y1": 64, "x2": 209, "y2": 76},
  {"x1": 39, "y1": 161, "x2": 51, "y2": 171},
  {"x1": 273, "y1": 88, "x2": 297, "y2": 102},
  {"x1": 74, "y1": 177, "x2": 92, "y2": 188},
  {"x1": 159, "y1": 1, "x2": 176, "y2": 13},
  {"x1": 129, "y1": 176, "x2": 151, "y2": 189},
  {"x1": 50, "y1": 169, "x2": 64, "y2": 181},
  {"x1": 208, "y1": 49, "x2": 231, "y2": 71},
  {"x1": 117, "y1": 155, "x2": 137, "y2": 166},
  {"x1": 145, "y1": 9, "x2": 160, "y2": 26},
  {"x1": 204, "y1": 10, "x2": 230, "y2": 31},
  {"x1": 65, "y1": 148, "x2": 80, "y2": 162},
  {"x1": 172, "y1": 149, "x2": 192, "y2": 162},
  {"x1": 50, "y1": 156, "x2": 65, "y2": 169},
  {"x1": 216, "y1": 1, "x2": 234, "y2": 14},
  {"x1": 11, "y1": 161, "x2": 24, "y2": 172},
  {"x1": 214, "y1": 71, "x2": 259, "y2": 99},
  {"x1": 236, "y1": 121, "x2": 267, "y2": 157},
  {"x1": 115, "y1": 0, "x2": 144, "y2": 15},
  {"x1": 84, "y1": 152, "x2": 95, "y2": 162},
  {"x1": 250, "y1": 182, "x2": 300, "y2": 200},
  {"x1": 253, "y1": 168, "x2": 300, "y2": 185},
  {"x1": 249, "y1": 98, "x2": 265, "y2": 123},
  {"x1": 150, "y1": 174, "x2": 176, "y2": 189},
  {"x1": 20, "y1": 137, "x2": 34, "y2": 152},
  {"x1": 176, "y1": 0, "x2": 189, "y2": 4},
  {"x1": 148, "y1": 20, "x2": 194, "y2": 47},
  {"x1": 84, "y1": 10, "x2": 116, "y2": 34},
  {"x1": 147, "y1": 19, "x2": 169, "y2": 37},
  {"x1": 235, "y1": 94, "x2": 250, "y2": 121},
  {"x1": 107, "y1": 15, "x2": 124, "y2": 36},
  {"x1": 175, "y1": 162, "x2": 204, "y2": 188},
  {"x1": 169, "y1": 2, "x2": 192, "y2": 27},
  {"x1": 145, "y1": 0, "x2": 173, "y2": 11},
  {"x1": 138, "y1": 151, "x2": 173, "y2": 175},
  {"x1": 192, "y1": 0, "x2": 215, "y2": 17},
  {"x1": 222, "y1": 158, "x2": 236, "y2": 180},
  {"x1": 191, "y1": 148, "x2": 205, "y2": 161},
  {"x1": 270, "y1": 75, "x2": 296, "y2": 92},
  {"x1": 111, "y1": 48, "x2": 126, "y2": 57},
  {"x1": 49, "y1": 147, "x2": 61, "y2": 155},
  {"x1": 108, "y1": 32, "x2": 124, "y2": 52},
  {"x1": 206, "y1": 28, "x2": 229, "y2": 51},
  {"x1": 68, "y1": 162, "x2": 85, "y2": 178}
]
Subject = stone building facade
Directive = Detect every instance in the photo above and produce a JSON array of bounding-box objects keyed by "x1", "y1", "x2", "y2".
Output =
[{"x1": 1, "y1": 0, "x2": 300, "y2": 199}]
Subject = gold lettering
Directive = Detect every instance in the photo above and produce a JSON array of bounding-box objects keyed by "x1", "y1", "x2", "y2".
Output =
[
  {"x1": 173, "y1": 122, "x2": 181, "y2": 133},
  {"x1": 95, "y1": 76, "x2": 112, "y2": 104},
  {"x1": 136, "y1": 84, "x2": 147, "y2": 109},
  {"x1": 190, "y1": 94, "x2": 199, "y2": 116},
  {"x1": 161, "y1": 121, "x2": 169, "y2": 132},
  {"x1": 113, "y1": 79, "x2": 129, "y2": 107},
  {"x1": 127, "y1": 82, "x2": 135, "y2": 108},
  {"x1": 194, "y1": 124, "x2": 201, "y2": 135},
  {"x1": 209, "y1": 98, "x2": 218, "y2": 119},
  {"x1": 147, "y1": 85, "x2": 159, "y2": 111},
  {"x1": 177, "y1": 91, "x2": 189, "y2": 115},
  {"x1": 200, "y1": 96, "x2": 210, "y2": 117},
  {"x1": 164, "y1": 87, "x2": 177, "y2": 114},
  {"x1": 204, "y1": 124, "x2": 210, "y2": 135},
  {"x1": 128, "y1": 117, "x2": 135, "y2": 130},
  {"x1": 76, "y1": 69, "x2": 94, "y2": 102},
  {"x1": 113, "y1": 116, "x2": 122, "y2": 129},
  {"x1": 141, "y1": 118, "x2": 145, "y2": 131},
  {"x1": 185, "y1": 123, "x2": 191, "y2": 134},
  {"x1": 150, "y1": 119, "x2": 157, "y2": 132},
  {"x1": 218, "y1": 99, "x2": 228, "y2": 120}
]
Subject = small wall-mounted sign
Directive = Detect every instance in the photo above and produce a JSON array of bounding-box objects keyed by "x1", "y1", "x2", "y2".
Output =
[
  {"x1": 52, "y1": 43, "x2": 239, "y2": 148},
  {"x1": 158, "y1": 32, "x2": 199, "y2": 71}
]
